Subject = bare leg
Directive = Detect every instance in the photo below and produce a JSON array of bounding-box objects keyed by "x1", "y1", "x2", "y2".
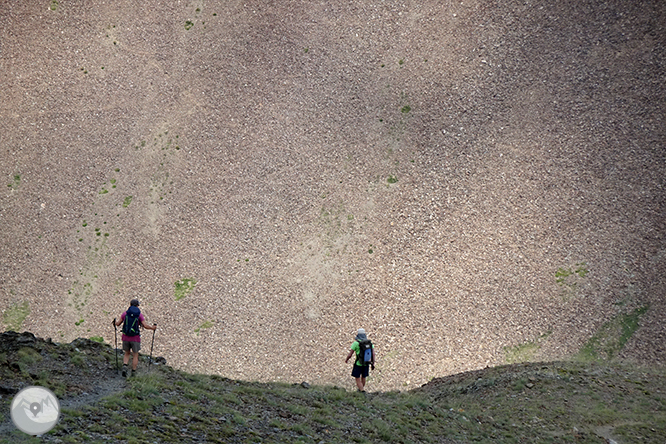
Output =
[
  {"x1": 355, "y1": 377, "x2": 365, "y2": 391},
  {"x1": 132, "y1": 351, "x2": 139, "y2": 371}
]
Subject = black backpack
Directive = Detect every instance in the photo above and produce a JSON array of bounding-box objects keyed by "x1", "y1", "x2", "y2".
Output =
[
  {"x1": 122, "y1": 306, "x2": 141, "y2": 336},
  {"x1": 357, "y1": 340, "x2": 373, "y2": 366}
]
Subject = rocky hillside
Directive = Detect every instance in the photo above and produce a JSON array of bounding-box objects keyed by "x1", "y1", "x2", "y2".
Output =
[
  {"x1": 1, "y1": 332, "x2": 665, "y2": 443},
  {"x1": 1, "y1": 0, "x2": 665, "y2": 392}
]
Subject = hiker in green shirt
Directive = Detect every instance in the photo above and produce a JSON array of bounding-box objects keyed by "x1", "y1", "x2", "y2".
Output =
[{"x1": 345, "y1": 328, "x2": 375, "y2": 392}]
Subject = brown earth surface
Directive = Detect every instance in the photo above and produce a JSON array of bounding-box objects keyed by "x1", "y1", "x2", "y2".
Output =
[{"x1": 0, "y1": 0, "x2": 664, "y2": 392}]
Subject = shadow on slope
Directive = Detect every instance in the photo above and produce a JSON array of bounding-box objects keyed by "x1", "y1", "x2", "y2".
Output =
[{"x1": 1, "y1": 332, "x2": 664, "y2": 443}]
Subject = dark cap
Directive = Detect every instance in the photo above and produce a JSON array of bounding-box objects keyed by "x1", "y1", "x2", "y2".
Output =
[{"x1": 130, "y1": 299, "x2": 140, "y2": 306}]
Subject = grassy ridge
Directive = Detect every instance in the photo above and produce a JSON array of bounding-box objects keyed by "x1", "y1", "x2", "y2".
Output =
[{"x1": 2, "y1": 348, "x2": 664, "y2": 443}]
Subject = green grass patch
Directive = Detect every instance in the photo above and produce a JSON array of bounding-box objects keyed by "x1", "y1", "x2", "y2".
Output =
[
  {"x1": 555, "y1": 267, "x2": 573, "y2": 283},
  {"x1": 2, "y1": 300, "x2": 30, "y2": 332},
  {"x1": 556, "y1": 262, "x2": 589, "y2": 284},
  {"x1": 504, "y1": 331, "x2": 552, "y2": 364},
  {"x1": 2, "y1": 347, "x2": 664, "y2": 444},
  {"x1": 174, "y1": 278, "x2": 197, "y2": 301},
  {"x1": 7, "y1": 174, "x2": 20, "y2": 188},
  {"x1": 577, "y1": 305, "x2": 649, "y2": 362},
  {"x1": 504, "y1": 341, "x2": 539, "y2": 364},
  {"x1": 575, "y1": 262, "x2": 589, "y2": 277},
  {"x1": 194, "y1": 320, "x2": 214, "y2": 334},
  {"x1": 70, "y1": 354, "x2": 86, "y2": 368},
  {"x1": 18, "y1": 347, "x2": 42, "y2": 365}
]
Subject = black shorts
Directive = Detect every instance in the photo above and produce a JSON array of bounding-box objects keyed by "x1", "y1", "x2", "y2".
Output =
[{"x1": 351, "y1": 364, "x2": 369, "y2": 378}]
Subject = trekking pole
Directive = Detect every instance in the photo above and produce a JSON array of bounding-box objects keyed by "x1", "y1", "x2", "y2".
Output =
[
  {"x1": 113, "y1": 318, "x2": 119, "y2": 374},
  {"x1": 149, "y1": 324, "x2": 156, "y2": 369}
]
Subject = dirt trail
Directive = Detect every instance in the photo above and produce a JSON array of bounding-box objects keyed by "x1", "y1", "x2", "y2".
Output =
[{"x1": 0, "y1": 332, "x2": 153, "y2": 435}]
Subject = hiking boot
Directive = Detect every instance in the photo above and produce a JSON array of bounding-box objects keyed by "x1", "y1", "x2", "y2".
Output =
[{"x1": 121, "y1": 365, "x2": 128, "y2": 377}]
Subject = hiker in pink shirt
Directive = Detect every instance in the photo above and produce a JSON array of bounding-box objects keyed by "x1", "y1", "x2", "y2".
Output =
[{"x1": 113, "y1": 299, "x2": 156, "y2": 377}]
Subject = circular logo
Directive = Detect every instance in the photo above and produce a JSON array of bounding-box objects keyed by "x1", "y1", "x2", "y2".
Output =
[{"x1": 10, "y1": 386, "x2": 60, "y2": 436}]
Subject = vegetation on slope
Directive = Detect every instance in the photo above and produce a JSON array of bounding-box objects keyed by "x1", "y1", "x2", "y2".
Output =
[{"x1": 1, "y1": 332, "x2": 664, "y2": 443}]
